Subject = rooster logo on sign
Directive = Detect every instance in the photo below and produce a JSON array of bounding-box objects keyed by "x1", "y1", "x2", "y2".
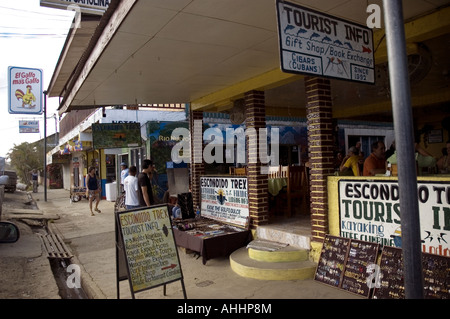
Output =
[{"x1": 15, "y1": 85, "x2": 36, "y2": 108}]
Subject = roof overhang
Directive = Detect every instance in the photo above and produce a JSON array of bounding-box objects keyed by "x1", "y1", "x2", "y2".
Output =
[
  {"x1": 47, "y1": 14, "x2": 101, "y2": 98},
  {"x1": 55, "y1": 0, "x2": 450, "y2": 117}
]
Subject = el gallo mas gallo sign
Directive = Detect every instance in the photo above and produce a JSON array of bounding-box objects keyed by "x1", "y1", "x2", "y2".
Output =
[{"x1": 8, "y1": 66, "x2": 43, "y2": 115}]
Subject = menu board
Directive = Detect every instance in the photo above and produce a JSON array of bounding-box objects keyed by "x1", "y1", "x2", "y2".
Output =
[
  {"x1": 116, "y1": 205, "x2": 183, "y2": 294},
  {"x1": 373, "y1": 246, "x2": 450, "y2": 299},
  {"x1": 314, "y1": 235, "x2": 350, "y2": 287},
  {"x1": 341, "y1": 239, "x2": 379, "y2": 297}
]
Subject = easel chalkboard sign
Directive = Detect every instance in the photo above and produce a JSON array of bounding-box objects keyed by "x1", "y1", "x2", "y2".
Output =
[
  {"x1": 314, "y1": 235, "x2": 350, "y2": 288},
  {"x1": 373, "y1": 246, "x2": 450, "y2": 299},
  {"x1": 115, "y1": 204, "x2": 187, "y2": 299}
]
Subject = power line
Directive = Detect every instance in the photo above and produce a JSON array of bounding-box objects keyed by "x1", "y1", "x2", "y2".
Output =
[
  {"x1": 0, "y1": 5, "x2": 75, "y2": 19},
  {"x1": 0, "y1": 32, "x2": 67, "y2": 38}
]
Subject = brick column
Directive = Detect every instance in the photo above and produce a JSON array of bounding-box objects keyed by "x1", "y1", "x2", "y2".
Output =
[
  {"x1": 305, "y1": 77, "x2": 334, "y2": 243},
  {"x1": 190, "y1": 109, "x2": 204, "y2": 209},
  {"x1": 245, "y1": 90, "x2": 269, "y2": 228}
]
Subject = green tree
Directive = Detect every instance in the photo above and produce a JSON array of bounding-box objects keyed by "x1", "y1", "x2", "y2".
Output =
[{"x1": 7, "y1": 142, "x2": 43, "y2": 186}]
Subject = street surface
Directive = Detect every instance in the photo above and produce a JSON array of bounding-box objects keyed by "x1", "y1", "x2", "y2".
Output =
[{"x1": 0, "y1": 188, "x2": 361, "y2": 300}]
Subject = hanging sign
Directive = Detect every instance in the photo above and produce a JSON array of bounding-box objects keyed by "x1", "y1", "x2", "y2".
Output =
[
  {"x1": 116, "y1": 205, "x2": 184, "y2": 296},
  {"x1": 276, "y1": 0, "x2": 375, "y2": 83},
  {"x1": 40, "y1": 0, "x2": 109, "y2": 15},
  {"x1": 8, "y1": 67, "x2": 43, "y2": 115},
  {"x1": 92, "y1": 123, "x2": 141, "y2": 149},
  {"x1": 19, "y1": 120, "x2": 40, "y2": 133}
]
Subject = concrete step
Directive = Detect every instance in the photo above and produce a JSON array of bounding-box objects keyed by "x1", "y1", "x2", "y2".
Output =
[
  {"x1": 230, "y1": 247, "x2": 317, "y2": 281},
  {"x1": 247, "y1": 239, "x2": 309, "y2": 263},
  {"x1": 256, "y1": 223, "x2": 311, "y2": 250}
]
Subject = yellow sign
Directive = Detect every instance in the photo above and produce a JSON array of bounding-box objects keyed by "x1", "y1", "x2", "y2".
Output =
[{"x1": 117, "y1": 205, "x2": 182, "y2": 293}]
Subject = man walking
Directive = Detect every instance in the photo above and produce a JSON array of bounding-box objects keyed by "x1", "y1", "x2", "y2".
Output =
[
  {"x1": 123, "y1": 166, "x2": 139, "y2": 210},
  {"x1": 137, "y1": 159, "x2": 155, "y2": 207}
]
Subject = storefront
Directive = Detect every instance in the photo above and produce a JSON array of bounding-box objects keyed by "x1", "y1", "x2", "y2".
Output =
[{"x1": 46, "y1": 1, "x2": 450, "y2": 297}]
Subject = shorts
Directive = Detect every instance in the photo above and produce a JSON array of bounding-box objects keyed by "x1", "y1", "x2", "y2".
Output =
[
  {"x1": 126, "y1": 205, "x2": 140, "y2": 210},
  {"x1": 88, "y1": 189, "x2": 99, "y2": 198}
]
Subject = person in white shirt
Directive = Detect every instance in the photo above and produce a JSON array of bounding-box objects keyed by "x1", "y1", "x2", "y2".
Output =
[
  {"x1": 120, "y1": 162, "x2": 129, "y2": 192},
  {"x1": 123, "y1": 166, "x2": 139, "y2": 209}
]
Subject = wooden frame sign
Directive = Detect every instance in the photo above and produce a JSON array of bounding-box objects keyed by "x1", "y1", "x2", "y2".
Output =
[{"x1": 116, "y1": 205, "x2": 186, "y2": 297}]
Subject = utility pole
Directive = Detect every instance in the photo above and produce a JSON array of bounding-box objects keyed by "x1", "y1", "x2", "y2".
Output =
[
  {"x1": 382, "y1": 0, "x2": 424, "y2": 298},
  {"x1": 43, "y1": 90, "x2": 47, "y2": 202}
]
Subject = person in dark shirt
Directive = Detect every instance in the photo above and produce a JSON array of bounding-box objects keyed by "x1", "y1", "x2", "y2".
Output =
[
  {"x1": 137, "y1": 159, "x2": 155, "y2": 207},
  {"x1": 31, "y1": 169, "x2": 39, "y2": 193},
  {"x1": 85, "y1": 166, "x2": 101, "y2": 216}
]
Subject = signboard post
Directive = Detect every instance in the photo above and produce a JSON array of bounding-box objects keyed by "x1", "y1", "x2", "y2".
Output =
[
  {"x1": 276, "y1": 0, "x2": 375, "y2": 83},
  {"x1": 116, "y1": 205, "x2": 186, "y2": 299},
  {"x1": 8, "y1": 66, "x2": 43, "y2": 115}
]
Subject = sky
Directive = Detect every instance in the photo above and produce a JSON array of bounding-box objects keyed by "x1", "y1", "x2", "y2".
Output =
[{"x1": 0, "y1": 0, "x2": 75, "y2": 158}]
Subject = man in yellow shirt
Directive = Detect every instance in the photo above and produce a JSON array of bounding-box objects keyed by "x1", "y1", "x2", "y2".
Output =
[{"x1": 340, "y1": 146, "x2": 361, "y2": 176}]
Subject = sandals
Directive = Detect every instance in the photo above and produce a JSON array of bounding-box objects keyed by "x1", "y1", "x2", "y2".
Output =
[{"x1": 90, "y1": 208, "x2": 101, "y2": 216}]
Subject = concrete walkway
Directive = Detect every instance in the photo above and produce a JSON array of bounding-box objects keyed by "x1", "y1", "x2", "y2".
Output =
[{"x1": 29, "y1": 188, "x2": 362, "y2": 300}]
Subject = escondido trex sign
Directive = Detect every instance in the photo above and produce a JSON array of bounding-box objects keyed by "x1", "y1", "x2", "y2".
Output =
[
  {"x1": 276, "y1": 0, "x2": 375, "y2": 83},
  {"x1": 339, "y1": 180, "x2": 450, "y2": 257}
]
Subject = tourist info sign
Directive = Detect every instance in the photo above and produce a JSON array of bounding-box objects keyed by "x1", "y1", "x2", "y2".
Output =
[
  {"x1": 8, "y1": 66, "x2": 43, "y2": 115},
  {"x1": 276, "y1": 0, "x2": 375, "y2": 84},
  {"x1": 116, "y1": 205, "x2": 184, "y2": 295}
]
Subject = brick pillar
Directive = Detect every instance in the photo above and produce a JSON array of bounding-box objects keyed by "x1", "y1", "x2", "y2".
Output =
[
  {"x1": 305, "y1": 77, "x2": 334, "y2": 243},
  {"x1": 245, "y1": 90, "x2": 269, "y2": 229},
  {"x1": 190, "y1": 109, "x2": 204, "y2": 209}
]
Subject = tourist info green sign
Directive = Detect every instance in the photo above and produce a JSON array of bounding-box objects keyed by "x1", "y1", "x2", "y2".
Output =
[
  {"x1": 92, "y1": 123, "x2": 141, "y2": 149},
  {"x1": 276, "y1": 0, "x2": 375, "y2": 83}
]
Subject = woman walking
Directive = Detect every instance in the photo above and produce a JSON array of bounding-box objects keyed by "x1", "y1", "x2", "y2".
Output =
[{"x1": 85, "y1": 167, "x2": 101, "y2": 216}]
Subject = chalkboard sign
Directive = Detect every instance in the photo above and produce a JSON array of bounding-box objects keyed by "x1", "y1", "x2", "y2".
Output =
[
  {"x1": 341, "y1": 239, "x2": 379, "y2": 297},
  {"x1": 422, "y1": 252, "x2": 450, "y2": 299},
  {"x1": 314, "y1": 235, "x2": 350, "y2": 287},
  {"x1": 372, "y1": 246, "x2": 405, "y2": 299},
  {"x1": 373, "y1": 246, "x2": 450, "y2": 299},
  {"x1": 116, "y1": 205, "x2": 185, "y2": 297}
]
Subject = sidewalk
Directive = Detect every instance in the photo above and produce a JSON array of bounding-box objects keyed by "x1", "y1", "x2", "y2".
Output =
[{"x1": 33, "y1": 188, "x2": 361, "y2": 300}]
